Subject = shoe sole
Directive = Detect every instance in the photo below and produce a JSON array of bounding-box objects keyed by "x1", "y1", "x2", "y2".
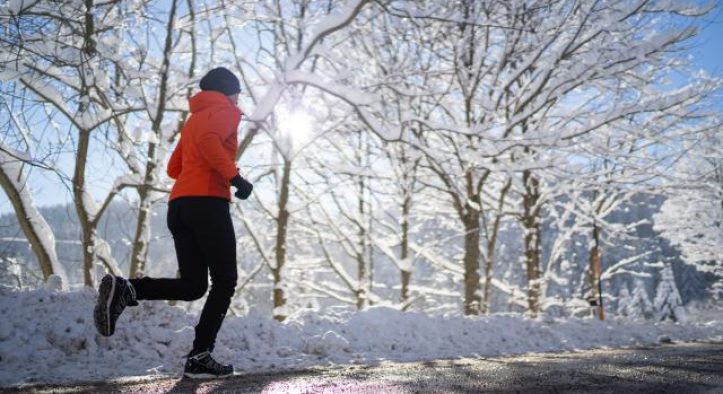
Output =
[
  {"x1": 93, "y1": 275, "x2": 116, "y2": 336},
  {"x1": 183, "y1": 372, "x2": 234, "y2": 379}
]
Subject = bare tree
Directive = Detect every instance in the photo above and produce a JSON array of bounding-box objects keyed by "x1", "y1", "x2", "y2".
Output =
[
  {"x1": 375, "y1": 0, "x2": 721, "y2": 316},
  {"x1": 1, "y1": 0, "x2": 152, "y2": 285},
  {"x1": 225, "y1": 0, "x2": 375, "y2": 320}
]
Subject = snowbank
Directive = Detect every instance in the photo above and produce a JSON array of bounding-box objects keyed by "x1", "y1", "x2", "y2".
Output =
[{"x1": 1, "y1": 286, "x2": 722, "y2": 386}]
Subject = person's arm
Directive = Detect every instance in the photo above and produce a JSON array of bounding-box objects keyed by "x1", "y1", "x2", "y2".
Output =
[
  {"x1": 167, "y1": 139, "x2": 183, "y2": 179},
  {"x1": 196, "y1": 108, "x2": 241, "y2": 181}
]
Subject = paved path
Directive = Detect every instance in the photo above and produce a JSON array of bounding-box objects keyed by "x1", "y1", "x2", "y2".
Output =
[{"x1": 5, "y1": 342, "x2": 723, "y2": 393}]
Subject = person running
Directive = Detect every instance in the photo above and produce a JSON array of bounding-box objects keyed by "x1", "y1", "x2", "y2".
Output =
[{"x1": 93, "y1": 67, "x2": 253, "y2": 379}]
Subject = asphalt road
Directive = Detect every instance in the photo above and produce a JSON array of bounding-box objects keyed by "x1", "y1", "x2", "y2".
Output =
[{"x1": 5, "y1": 342, "x2": 723, "y2": 394}]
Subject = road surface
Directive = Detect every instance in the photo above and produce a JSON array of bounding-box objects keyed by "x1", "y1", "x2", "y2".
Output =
[{"x1": 4, "y1": 341, "x2": 723, "y2": 393}]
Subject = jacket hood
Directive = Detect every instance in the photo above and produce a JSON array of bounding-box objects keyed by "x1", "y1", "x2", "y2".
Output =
[{"x1": 189, "y1": 91, "x2": 237, "y2": 114}]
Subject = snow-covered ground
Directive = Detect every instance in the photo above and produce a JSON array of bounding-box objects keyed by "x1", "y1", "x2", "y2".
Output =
[{"x1": 1, "y1": 286, "x2": 722, "y2": 387}]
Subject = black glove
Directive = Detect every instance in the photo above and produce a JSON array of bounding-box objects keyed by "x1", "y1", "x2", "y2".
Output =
[{"x1": 230, "y1": 174, "x2": 253, "y2": 200}]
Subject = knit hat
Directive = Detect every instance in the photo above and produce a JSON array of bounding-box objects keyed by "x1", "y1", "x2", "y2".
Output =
[{"x1": 199, "y1": 67, "x2": 241, "y2": 96}]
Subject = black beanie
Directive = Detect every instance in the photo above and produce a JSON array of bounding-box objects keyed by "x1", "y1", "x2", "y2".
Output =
[{"x1": 199, "y1": 67, "x2": 241, "y2": 96}]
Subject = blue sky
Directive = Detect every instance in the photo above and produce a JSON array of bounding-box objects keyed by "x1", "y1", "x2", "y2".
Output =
[{"x1": 690, "y1": 5, "x2": 723, "y2": 78}]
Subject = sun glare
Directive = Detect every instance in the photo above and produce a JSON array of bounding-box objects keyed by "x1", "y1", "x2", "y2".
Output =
[{"x1": 277, "y1": 107, "x2": 314, "y2": 150}]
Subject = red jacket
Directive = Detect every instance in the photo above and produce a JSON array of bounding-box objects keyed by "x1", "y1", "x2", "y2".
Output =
[{"x1": 167, "y1": 91, "x2": 243, "y2": 201}]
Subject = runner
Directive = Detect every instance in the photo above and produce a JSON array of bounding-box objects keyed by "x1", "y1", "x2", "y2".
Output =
[{"x1": 93, "y1": 67, "x2": 253, "y2": 379}]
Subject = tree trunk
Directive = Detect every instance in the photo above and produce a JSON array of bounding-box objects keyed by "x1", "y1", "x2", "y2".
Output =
[
  {"x1": 355, "y1": 142, "x2": 369, "y2": 310},
  {"x1": 0, "y1": 157, "x2": 64, "y2": 284},
  {"x1": 273, "y1": 159, "x2": 291, "y2": 321},
  {"x1": 130, "y1": 0, "x2": 177, "y2": 278},
  {"x1": 462, "y1": 206, "x2": 481, "y2": 315},
  {"x1": 74, "y1": 128, "x2": 96, "y2": 286},
  {"x1": 400, "y1": 192, "x2": 411, "y2": 311},
  {"x1": 522, "y1": 169, "x2": 542, "y2": 317},
  {"x1": 356, "y1": 242, "x2": 368, "y2": 310},
  {"x1": 129, "y1": 175, "x2": 153, "y2": 278},
  {"x1": 481, "y1": 178, "x2": 511, "y2": 314},
  {"x1": 587, "y1": 222, "x2": 605, "y2": 320},
  {"x1": 77, "y1": 0, "x2": 97, "y2": 287}
]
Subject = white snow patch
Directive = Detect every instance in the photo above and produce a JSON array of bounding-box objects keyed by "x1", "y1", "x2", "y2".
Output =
[{"x1": 1, "y1": 289, "x2": 722, "y2": 387}]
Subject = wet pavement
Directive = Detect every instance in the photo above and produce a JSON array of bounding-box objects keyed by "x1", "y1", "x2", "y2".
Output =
[{"x1": 5, "y1": 341, "x2": 723, "y2": 393}]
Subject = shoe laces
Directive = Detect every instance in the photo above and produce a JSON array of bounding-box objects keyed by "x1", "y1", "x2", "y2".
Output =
[
  {"x1": 126, "y1": 279, "x2": 136, "y2": 302},
  {"x1": 191, "y1": 351, "x2": 226, "y2": 370},
  {"x1": 113, "y1": 278, "x2": 134, "y2": 312}
]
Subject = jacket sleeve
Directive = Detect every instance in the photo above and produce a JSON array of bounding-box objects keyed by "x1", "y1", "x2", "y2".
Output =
[
  {"x1": 196, "y1": 108, "x2": 241, "y2": 181},
  {"x1": 167, "y1": 138, "x2": 183, "y2": 179}
]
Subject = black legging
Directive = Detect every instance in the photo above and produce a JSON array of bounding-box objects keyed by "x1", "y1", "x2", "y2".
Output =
[{"x1": 129, "y1": 196, "x2": 237, "y2": 353}]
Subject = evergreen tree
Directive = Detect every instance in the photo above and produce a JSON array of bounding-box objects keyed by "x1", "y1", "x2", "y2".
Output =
[
  {"x1": 616, "y1": 284, "x2": 633, "y2": 317},
  {"x1": 625, "y1": 279, "x2": 654, "y2": 320},
  {"x1": 654, "y1": 265, "x2": 684, "y2": 322}
]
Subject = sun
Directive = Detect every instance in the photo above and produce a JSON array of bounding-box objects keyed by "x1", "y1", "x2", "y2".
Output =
[{"x1": 276, "y1": 106, "x2": 314, "y2": 153}]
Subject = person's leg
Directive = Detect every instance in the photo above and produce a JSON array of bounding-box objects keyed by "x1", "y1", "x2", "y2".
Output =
[
  {"x1": 128, "y1": 198, "x2": 209, "y2": 301},
  {"x1": 186, "y1": 198, "x2": 237, "y2": 353}
]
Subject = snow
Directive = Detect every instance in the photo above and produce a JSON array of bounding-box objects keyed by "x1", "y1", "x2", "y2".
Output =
[
  {"x1": 7, "y1": 0, "x2": 29, "y2": 14},
  {"x1": 245, "y1": 83, "x2": 283, "y2": 123},
  {"x1": 81, "y1": 189, "x2": 100, "y2": 223},
  {"x1": 111, "y1": 174, "x2": 143, "y2": 192},
  {"x1": 284, "y1": 0, "x2": 367, "y2": 72},
  {"x1": 1, "y1": 287, "x2": 722, "y2": 387},
  {"x1": 285, "y1": 70, "x2": 377, "y2": 106}
]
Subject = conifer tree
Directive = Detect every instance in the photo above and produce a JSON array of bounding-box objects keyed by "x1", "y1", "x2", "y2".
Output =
[{"x1": 654, "y1": 265, "x2": 684, "y2": 322}]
